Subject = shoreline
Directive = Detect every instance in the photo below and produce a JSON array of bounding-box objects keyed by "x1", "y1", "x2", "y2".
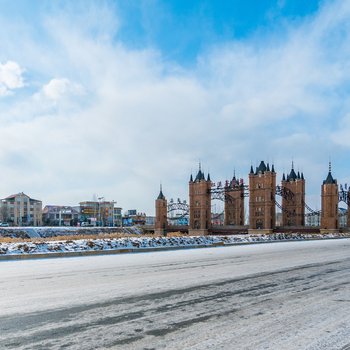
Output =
[{"x1": 1, "y1": 235, "x2": 349, "y2": 261}]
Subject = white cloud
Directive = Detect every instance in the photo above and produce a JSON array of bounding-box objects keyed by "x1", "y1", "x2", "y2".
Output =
[
  {"x1": 39, "y1": 78, "x2": 84, "y2": 102},
  {"x1": 0, "y1": 0, "x2": 350, "y2": 214},
  {"x1": 0, "y1": 61, "x2": 24, "y2": 95},
  {"x1": 42, "y1": 78, "x2": 83, "y2": 101}
]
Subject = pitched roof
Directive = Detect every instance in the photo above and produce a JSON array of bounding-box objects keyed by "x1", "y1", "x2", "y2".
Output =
[
  {"x1": 255, "y1": 161, "x2": 271, "y2": 174},
  {"x1": 324, "y1": 171, "x2": 336, "y2": 185},
  {"x1": 3, "y1": 192, "x2": 41, "y2": 202},
  {"x1": 157, "y1": 185, "x2": 166, "y2": 200},
  {"x1": 194, "y1": 163, "x2": 206, "y2": 182},
  {"x1": 323, "y1": 162, "x2": 336, "y2": 185},
  {"x1": 289, "y1": 168, "x2": 298, "y2": 181}
]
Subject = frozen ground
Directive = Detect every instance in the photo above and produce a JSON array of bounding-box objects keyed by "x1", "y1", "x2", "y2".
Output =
[{"x1": 1, "y1": 239, "x2": 350, "y2": 349}]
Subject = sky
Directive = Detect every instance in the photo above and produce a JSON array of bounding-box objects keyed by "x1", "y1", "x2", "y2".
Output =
[{"x1": 0, "y1": 0, "x2": 350, "y2": 215}]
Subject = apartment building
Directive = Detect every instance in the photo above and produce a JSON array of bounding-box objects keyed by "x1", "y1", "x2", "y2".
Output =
[
  {"x1": 0, "y1": 192, "x2": 42, "y2": 226},
  {"x1": 79, "y1": 200, "x2": 120, "y2": 226}
]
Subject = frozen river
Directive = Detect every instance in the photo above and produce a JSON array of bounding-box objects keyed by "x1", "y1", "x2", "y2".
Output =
[{"x1": 1, "y1": 239, "x2": 350, "y2": 349}]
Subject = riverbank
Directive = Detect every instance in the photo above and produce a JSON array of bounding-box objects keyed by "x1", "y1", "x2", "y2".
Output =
[{"x1": 1, "y1": 233, "x2": 349, "y2": 260}]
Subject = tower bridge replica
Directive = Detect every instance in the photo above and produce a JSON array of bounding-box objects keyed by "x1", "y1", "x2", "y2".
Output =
[{"x1": 155, "y1": 161, "x2": 350, "y2": 235}]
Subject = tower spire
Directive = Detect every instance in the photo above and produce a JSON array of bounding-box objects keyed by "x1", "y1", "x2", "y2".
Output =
[{"x1": 157, "y1": 183, "x2": 165, "y2": 200}]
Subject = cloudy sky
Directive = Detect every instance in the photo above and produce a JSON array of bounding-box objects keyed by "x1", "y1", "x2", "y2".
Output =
[{"x1": 0, "y1": 0, "x2": 349, "y2": 214}]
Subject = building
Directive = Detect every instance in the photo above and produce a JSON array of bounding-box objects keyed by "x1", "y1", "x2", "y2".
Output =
[
  {"x1": 79, "y1": 200, "x2": 117, "y2": 226},
  {"x1": 113, "y1": 207, "x2": 123, "y2": 227},
  {"x1": 249, "y1": 161, "x2": 276, "y2": 233},
  {"x1": 151, "y1": 159, "x2": 350, "y2": 233},
  {"x1": 189, "y1": 165, "x2": 212, "y2": 235},
  {"x1": 79, "y1": 201, "x2": 99, "y2": 225},
  {"x1": 224, "y1": 175, "x2": 245, "y2": 226},
  {"x1": 212, "y1": 211, "x2": 224, "y2": 226},
  {"x1": 42, "y1": 205, "x2": 79, "y2": 226},
  {"x1": 0, "y1": 192, "x2": 42, "y2": 226},
  {"x1": 305, "y1": 212, "x2": 321, "y2": 227},
  {"x1": 339, "y1": 207, "x2": 347, "y2": 228},
  {"x1": 155, "y1": 186, "x2": 167, "y2": 235},
  {"x1": 122, "y1": 210, "x2": 146, "y2": 226},
  {"x1": 320, "y1": 163, "x2": 338, "y2": 232},
  {"x1": 145, "y1": 216, "x2": 156, "y2": 226},
  {"x1": 276, "y1": 212, "x2": 283, "y2": 226},
  {"x1": 281, "y1": 163, "x2": 305, "y2": 227},
  {"x1": 167, "y1": 214, "x2": 188, "y2": 226}
]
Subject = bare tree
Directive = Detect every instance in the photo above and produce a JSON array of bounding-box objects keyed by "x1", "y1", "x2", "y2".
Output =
[{"x1": 0, "y1": 205, "x2": 9, "y2": 223}]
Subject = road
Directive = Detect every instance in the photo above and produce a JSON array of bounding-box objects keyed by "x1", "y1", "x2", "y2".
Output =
[{"x1": 1, "y1": 239, "x2": 350, "y2": 349}]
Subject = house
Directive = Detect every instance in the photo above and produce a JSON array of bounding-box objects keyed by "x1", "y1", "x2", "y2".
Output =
[{"x1": 42, "y1": 205, "x2": 79, "y2": 226}]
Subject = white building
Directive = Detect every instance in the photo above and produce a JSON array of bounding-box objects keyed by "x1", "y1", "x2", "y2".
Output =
[{"x1": 0, "y1": 192, "x2": 42, "y2": 226}]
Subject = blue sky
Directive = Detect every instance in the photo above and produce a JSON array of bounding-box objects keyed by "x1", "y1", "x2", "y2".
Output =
[
  {"x1": 0, "y1": 0, "x2": 323, "y2": 64},
  {"x1": 0, "y1": 0, "x2": 349, "y2": 214},
  {"x1": 116, "y1": 0, "x2": 322, "y2": 63}
]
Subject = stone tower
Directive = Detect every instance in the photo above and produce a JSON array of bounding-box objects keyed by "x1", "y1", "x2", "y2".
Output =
[
  {"x1": 224, "y1": 174, "x2": 245, "y2": 226},
  {"x1": 348, "y1": 187, "x2": 350, "y2": 228},
  {"x1": 155, "y1": 185, "x2": 168, "y2": 236},
  {"x1": 249, "y1": 161, "x2": 276, "y2": 234},
  {"x1": 189, "y1": 165, "x2": 212, "y2": 235},
  {"x1": 281, "y1": 163, "x2": 305, "y2": 227},
  {"x1": 321, "y1": 163, "x2": 338, "y2": 233}
]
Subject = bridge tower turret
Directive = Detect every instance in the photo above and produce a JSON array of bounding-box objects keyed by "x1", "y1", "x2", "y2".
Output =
[
  {"x1": 320, "y1": 163, "x2": 338, "y2": 233},
  {"x1": 155, "y1": 185, "x2": 167, "y2": 236},
  {"x1": 281, "y1": 163, "x2": 305, "y2": 227},
  {"x1": 347, "y1": 187, "x2": 350, "y2": 228},
  {"x1": 224, "y1": 173, "x2": 245, "y2": 226},
  {"x1": 189, "y1": 164, "x2": 211, "y2": 235},
  {"x1": 248, "y1": 161, "x2": 276, "y2": 234}
]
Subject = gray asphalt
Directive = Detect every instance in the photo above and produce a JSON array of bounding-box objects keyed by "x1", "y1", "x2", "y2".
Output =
[{"x1": 1, "y1": 239, "x2": 350, "y2": 349}]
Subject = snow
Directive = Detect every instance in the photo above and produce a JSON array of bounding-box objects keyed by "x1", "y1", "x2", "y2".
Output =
[
  {"x1": 0, "y1": 225, "x2": 143, "y2": 239},
  {"x1": 1, "y1": 239, "x2": 350, "y2": 349},
  {"x1": 0, "y1": 233, "x2": 349, "y2": 256}
]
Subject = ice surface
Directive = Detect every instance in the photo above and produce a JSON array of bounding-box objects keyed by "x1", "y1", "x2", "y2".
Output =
[{"x1": 1, "y1": 239, "x2": 350, "y2": 349}]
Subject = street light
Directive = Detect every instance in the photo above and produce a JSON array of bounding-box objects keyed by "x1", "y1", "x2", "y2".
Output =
[
  {"x1": 98, "y1": 197, "x2": 104, "y2": 226},
  {"x1": 110, "y1": 200, "x2": 116, "y2": 227}
]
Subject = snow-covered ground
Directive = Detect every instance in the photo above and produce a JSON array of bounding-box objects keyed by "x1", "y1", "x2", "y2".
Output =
[
  {"x1": 1, "y1": 239, "x2": 350, "y2": 349},
  {"x1": 0, "y1": 233, "x2": 349, "y2": 256},
  {"x1": 0, "y1": 225, "x2": 142, "y2": 239}
]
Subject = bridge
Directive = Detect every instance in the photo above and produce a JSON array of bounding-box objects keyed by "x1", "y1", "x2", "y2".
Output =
[{"x1": 154, "y1": 162, "x2": 349, "y2": 235}]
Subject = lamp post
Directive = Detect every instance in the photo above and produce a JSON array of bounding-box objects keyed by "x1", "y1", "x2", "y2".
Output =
[
  {"x1": 98, "y1": 197, "x2": 104, "y2": 226},
  {"x1": 110, "y1": 200, "x2": 116, "y2": 227}
]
